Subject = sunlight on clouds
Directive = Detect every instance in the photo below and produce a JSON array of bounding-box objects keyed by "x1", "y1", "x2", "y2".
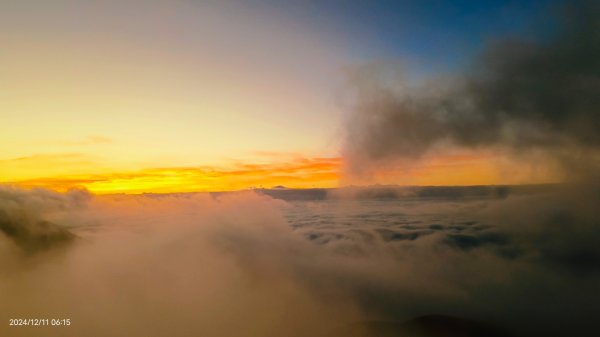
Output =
[
  {"x1": 4, "y1": 153, "x2": 562, "y2": 194},
  {"x1": 341, "y1": 151, "x2": 562, "y2": 187},
  {"x1": 10, "y1": 158, "x2": 341, "y2": 194}
]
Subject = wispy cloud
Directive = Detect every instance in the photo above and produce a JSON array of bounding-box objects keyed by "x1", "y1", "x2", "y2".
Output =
[
  {"x1": 7, "y1": 152, "x2": 561, "y2": 194},
  {"x1": 12, "y1": 157, "x2": 342, "y2": 194}
]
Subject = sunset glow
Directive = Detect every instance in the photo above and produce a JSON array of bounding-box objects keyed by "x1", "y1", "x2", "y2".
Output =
[
  {"x1": 3, "y1": 152, "x2": 560, "y2": 194},
  {"x1": 2, "y1": 2, "x2": 598, "y2": 337},
  {"x1": 8, "y1": 157, "x2": 341, "y2": 194},
  {"x1": 0, "y1": 0, "x2": 565, "y2": 193}
]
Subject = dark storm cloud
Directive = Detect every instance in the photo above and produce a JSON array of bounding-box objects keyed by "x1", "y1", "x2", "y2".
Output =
[{"x1": 342, "y1": 1, "x2": 600, "y2": 176}]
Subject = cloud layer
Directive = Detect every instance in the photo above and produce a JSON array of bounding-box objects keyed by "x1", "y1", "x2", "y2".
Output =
[{"x1": 1, "y1": 184, "x2": 600, "y2": 337}]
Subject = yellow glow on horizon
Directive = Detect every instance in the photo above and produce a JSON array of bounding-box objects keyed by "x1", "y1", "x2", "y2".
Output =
[
  {"x1": 8, "y1": 157, "x2": 341, "y2": 194},
  {"x1": 3, "y1": 152, "x2": 562, "y2": 194},
  {"x1": 0, "y1": 2, "x2": 567, "y2": 196},
  {"x1": 0, "y1": 1, "x2": 342, "y2": 177}
]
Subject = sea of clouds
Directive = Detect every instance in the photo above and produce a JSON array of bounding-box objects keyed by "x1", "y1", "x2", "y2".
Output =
[{"x1": 1, "y1": 184, "x2": 599, "y2": 337}]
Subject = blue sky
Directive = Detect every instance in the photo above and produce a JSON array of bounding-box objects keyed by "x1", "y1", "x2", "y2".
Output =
[
  {"x1": 1, "y1": 0, "x2": 568, "y2": 191},
  {"x1": 263, "y1": 0, "x2": 560, "y2": 73}
]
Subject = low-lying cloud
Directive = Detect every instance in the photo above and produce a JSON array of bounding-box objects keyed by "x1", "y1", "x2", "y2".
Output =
[{"x1": 1, "y1": 184, "x2": 599, "y2": 337}]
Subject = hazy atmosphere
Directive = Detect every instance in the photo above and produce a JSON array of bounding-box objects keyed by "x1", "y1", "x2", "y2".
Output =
[{"x1": 1, "y1": 1, "x2": 599, "y2": 336}]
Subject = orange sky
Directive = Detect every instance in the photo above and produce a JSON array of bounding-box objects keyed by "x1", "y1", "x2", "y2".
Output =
[
  {"x1": 0, "y1": 2, "x2": 563, "y2": 194},
  {"x1": 3, "y1": 152, "x2": 561, "y2": 194},
  {"x1": 7, "y1": 157, "x2": 341, "y2": 194}
]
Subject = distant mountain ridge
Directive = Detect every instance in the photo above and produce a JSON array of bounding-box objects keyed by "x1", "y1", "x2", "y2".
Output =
[{"x1": 250, "y1": 184, "x2": 557, "y2": 201}]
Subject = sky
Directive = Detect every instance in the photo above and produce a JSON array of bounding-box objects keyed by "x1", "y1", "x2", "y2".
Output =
[{"x1": 1, "y1": 0, "x2": 564, "y2": 193}]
